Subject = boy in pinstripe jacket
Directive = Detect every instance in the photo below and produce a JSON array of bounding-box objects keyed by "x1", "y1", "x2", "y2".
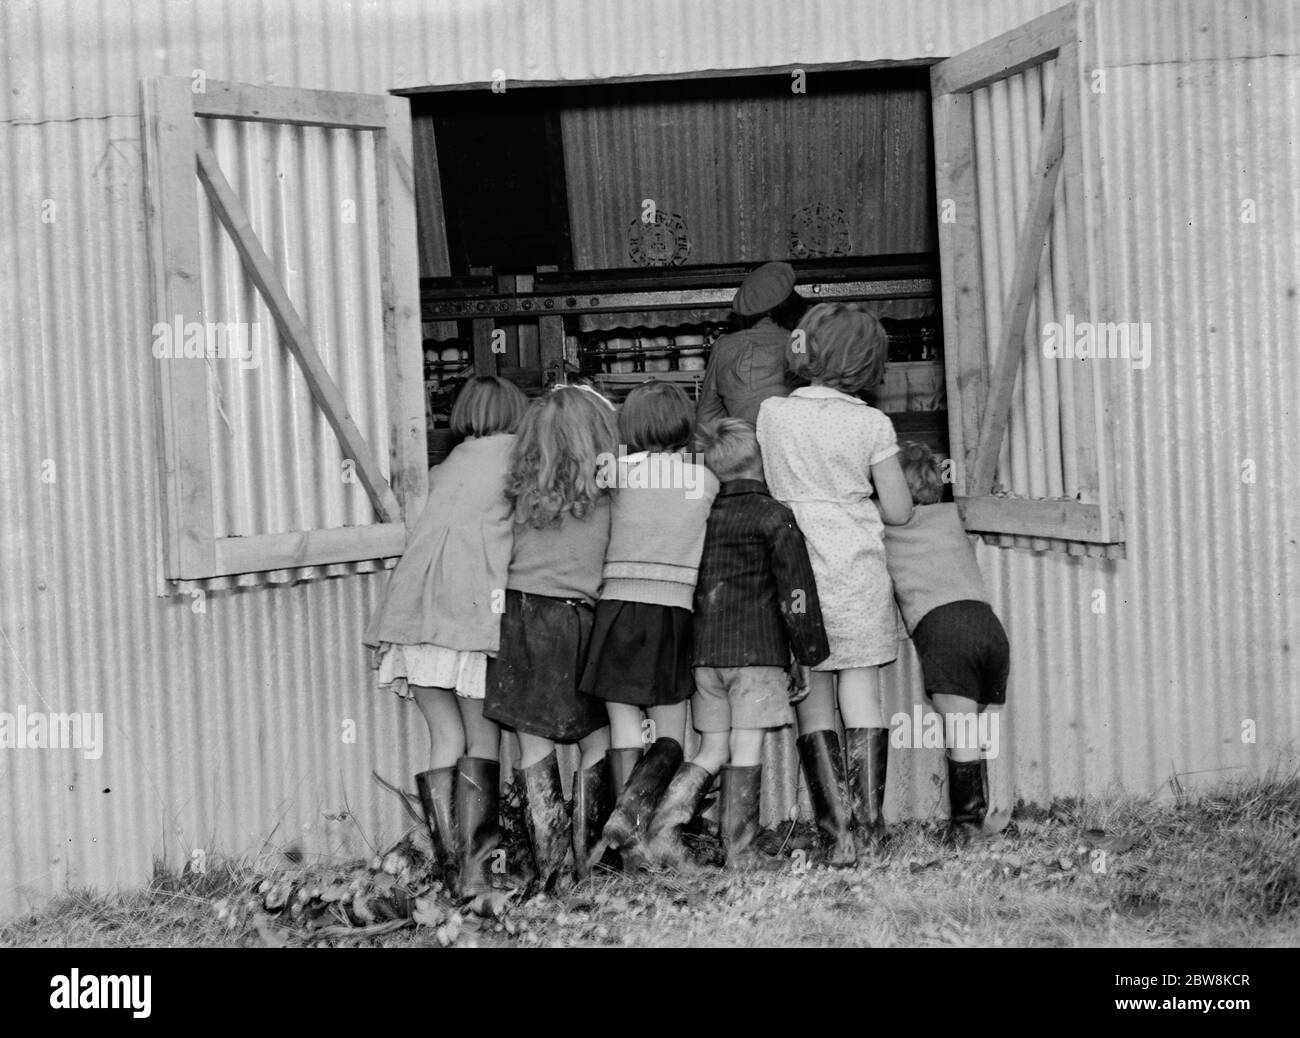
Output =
[{"x1": 641, "y1": 418, "x2": 829, "y2": 870}]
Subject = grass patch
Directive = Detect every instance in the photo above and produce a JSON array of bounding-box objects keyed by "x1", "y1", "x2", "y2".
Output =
[{"x1": 3, "y1": 774, "x2": 1297, "y2": 948}]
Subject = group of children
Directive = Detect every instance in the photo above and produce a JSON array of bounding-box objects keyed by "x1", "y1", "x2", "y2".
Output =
[{"x1": 363, "y1": 295, "x2": 1009, "y2": 901}]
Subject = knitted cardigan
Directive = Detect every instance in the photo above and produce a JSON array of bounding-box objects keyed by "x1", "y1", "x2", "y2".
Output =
[{"x1": 600, "y1": 452, "x2": 720, "y2": 610}]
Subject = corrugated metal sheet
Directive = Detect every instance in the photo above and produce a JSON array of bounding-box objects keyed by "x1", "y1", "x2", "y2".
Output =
[
  {"x1": 197, "y1": 117, "x2": 389, "y2": 540},
  {"x1": 2, "y1": 0, "x2": 1298, "y2": 919},
  {"x1": 560, "y1": 83, "x2": 934, "y2": 269}
]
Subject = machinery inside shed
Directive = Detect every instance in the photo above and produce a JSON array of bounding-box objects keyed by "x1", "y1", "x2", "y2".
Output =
[{"x1": 404, "y1": 67, "x2": 949, "y2": 465}]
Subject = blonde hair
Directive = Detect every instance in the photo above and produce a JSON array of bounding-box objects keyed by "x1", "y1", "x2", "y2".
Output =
[
  {"x1": 507, "y1": 385, "x2": 619, "y2": 529},
  {"x1": 898, "y1": 441, "x2": 944, "y2": 505},
  {"x1": 696, "y1": 418, "x2": 762, "y2": 483},
  {"x1": 450, "y1": 375, "x2": 528, "y2": 438},
  {"x1": 788, "y1": 302, "x2": 889, "y2": 394}
]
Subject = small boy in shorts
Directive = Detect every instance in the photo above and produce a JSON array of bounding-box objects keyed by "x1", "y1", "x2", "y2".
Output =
[
  {"x1": 641, "y1": 418, "x2": 830, "y2": 869},
  {"x1": 882, "y1": 442, "x2": 1010, "y2": 843}
]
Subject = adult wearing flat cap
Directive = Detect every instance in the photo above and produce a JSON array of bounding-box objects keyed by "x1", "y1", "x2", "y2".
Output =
[{"x1": 697, "y1": 261, "x2": 808, "y2": 428}]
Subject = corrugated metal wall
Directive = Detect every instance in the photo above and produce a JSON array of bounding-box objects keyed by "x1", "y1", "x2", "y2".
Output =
[
  {"x1": 560, "y1": 82, "x2": 934, "y2": 269},
  {"x1": 2, "y1": 0, "x2": 1297, "y2": 918},
  {"x1": 198, "y1": 117, "x2": 390, "y2": 539}
]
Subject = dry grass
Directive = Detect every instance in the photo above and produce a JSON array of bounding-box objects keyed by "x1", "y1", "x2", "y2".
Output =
[{"x1": 4, "y1": 774, "x2": 1298, "y2": 949}]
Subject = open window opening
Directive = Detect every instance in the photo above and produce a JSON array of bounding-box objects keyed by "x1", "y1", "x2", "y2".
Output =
[{"x1": 405, "y1": 68, "x2": 950, "y2": 469}]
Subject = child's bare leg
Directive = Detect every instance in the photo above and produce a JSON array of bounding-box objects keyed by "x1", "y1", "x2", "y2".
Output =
[
  {"x1": 457, "y1": 696, "x2": 500, "y2": 761},
  {"x1": 690, "y1": 731, "x2": 730, "y2": 774},
  {"x1": 837, "y1": 666, "x2": 884, "y2": 729},
  {"x1": 647, "y1": 702, "x2": 688, "y2": 747},
  {"x1": 517, "y1": 732, "x2": 556, "y2": 770},
  {"x1": 606, "y1": 703, "x2": 645, "y2": 751},
  {"x1": 795, "y1": 671, "x2": 837, "y2": 733},
  {"x1": 729, "y1": 728, "x2": 764, "y2": 768},
  {"x1": 578, "y1": 726, "x2": 610, "y2": 769},
  {"x1": 931, "y1": 692, "x2": 982, "y2": 763},
  {"x1": 411, "y1": 685, "x2": 464, "y2": 770}
]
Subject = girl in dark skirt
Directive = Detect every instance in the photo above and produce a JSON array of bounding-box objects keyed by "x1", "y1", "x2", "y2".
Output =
[
  {"x1": 579, "y1": 381, "x2": 720, "y2": 869},
  {"x1": 483, "y1": 385, "x2": 619, "y2": 890}
]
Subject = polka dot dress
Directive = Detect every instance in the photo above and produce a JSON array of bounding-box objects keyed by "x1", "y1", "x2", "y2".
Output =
[{"x1": 757, "y1": 386, "x2": 900, "y2": 670}]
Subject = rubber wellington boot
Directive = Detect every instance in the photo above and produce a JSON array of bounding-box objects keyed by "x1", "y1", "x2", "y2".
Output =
[
  {"x1": 643, "y1": 763, "x2": 713, "y2": 869},
  {"x1": 572, "y1": 757, "x2": 611, "y2": 882},
  {"x1": 454, "y1": 757, "x2": 504, "y2": 899},
  {"x1": 845, "y1": 727, "x2": 889, "y2": 854},
  {"x1": 415, "y1": 768, "x2": 460, "y2": 898},
  {"x1": 797, "y1": 730, "x2": 857, "y2": 867},
  {"x1": 589, "y1": 738, "x2": 683, "y2": 870},
  {"x1": 720, "y1": 764, "x2": 762, "y2": 869},
  {"x1": 521, "y1": 751, "x2": 573, "y2": 894},
  {"x1": 607, "y1": 747, "x2": 642, "y2": 796},
  {"x1": 946, "y1": 756, "x2": 987, "y2": 845}
]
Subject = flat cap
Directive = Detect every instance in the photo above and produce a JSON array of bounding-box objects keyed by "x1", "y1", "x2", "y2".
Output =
[{"x1": 733, "y1": 261, "x2": 796, "y2": 316}]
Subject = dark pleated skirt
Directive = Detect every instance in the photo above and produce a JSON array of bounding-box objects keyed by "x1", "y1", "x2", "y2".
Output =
[
  {"x1": 578, "y1": 599, "x2": 694, "y2": 707},
  {"x1": 484, "y1": 590, "x2": 607, "y2": 741}
]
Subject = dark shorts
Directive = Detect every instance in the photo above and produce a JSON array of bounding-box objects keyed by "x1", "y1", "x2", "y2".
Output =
[
  {"x1": 579, "y1": 600, "x2": 694, "y2": 707},
  {"x1": 912, "y1": 600, "x2": 1009, "y2": 706},
  {"x1": 484, "y1": 590, "x2": 608, "y2": 742}
]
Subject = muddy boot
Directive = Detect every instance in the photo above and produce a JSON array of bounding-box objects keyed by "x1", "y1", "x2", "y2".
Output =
[
  {"x1": 509, "y1": 765, "x2": 539, "y2": 890},
  {"x1": 521, "y1": 752, "x2": 573, "y2": 894},
  {"x1": 797, "y1": 730, "x2": 857, "y2": 867},
  {"x1": 845, "y1": 727, "x2": 889, "y2": 854},
  {"x1": 946, "y1": 756, "x2": 987, "y2": 846},
  {"x1": 589, "y1": 738, "x2": 683, "y2": 871},
  {"x1": 572, "y1": 758, "x2": 611, "y2": 882},
  {"x1": 415, "y1": 768, "x2": 460, "y2": 899},
  {"x1": 455, "y1": 757, "x2": 504, "y2": 898},
  {"x1": 643, "y1": 763, "x2": 713, "y2": 870},
  {"x1": 720, "y1": 764, "x2": 762, "y2": 869}
]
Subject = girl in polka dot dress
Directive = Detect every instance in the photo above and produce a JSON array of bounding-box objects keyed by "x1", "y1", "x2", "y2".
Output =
[{"x1": 756, "y1": 303, "x2": 913, "y2": 866}]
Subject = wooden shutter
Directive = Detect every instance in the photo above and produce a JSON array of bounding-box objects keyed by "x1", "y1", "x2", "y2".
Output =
[
  {"x1": 141, "y1": 78, "x2": 427, "y2": 580},
  {"x1": 931, "y1": 3, "x2": 1124, "y2": 555}
]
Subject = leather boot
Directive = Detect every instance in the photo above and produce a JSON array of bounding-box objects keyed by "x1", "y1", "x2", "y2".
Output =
[
  {"x1": 572, "y1": 757, "x2": 610, "y2": 882},
  {"x1": 589, "y1": 738, "x2": 683, "y2": 870},
  {"x1": 845, "y1": 727, "x2": 889, "y2": 853},
  {"x1": 720, "y1": 764, "x2": 762, "y2": 869},
  {"x1": 644, "y1": 763, "x2": 713, "y2": 869},
  {"x1": 521, "y1": 752, "x2": 572, "y2": 894},
  {"x1": 454, "y1": 756, "x2": 503, "y2": 898},
  {"x1": 415, "y1": 768, "x2": 460, "y2": 898},
  {"x1": 797, "y1": 730, "x2": 857, "y2": 867},
  {"x1": 946, "y1": 756, "x2": 987, "y2": 845}
]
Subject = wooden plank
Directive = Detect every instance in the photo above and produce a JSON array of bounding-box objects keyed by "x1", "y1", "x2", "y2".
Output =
[
  {"x1": 956, "y1": 496, "x2": 1115, "y2": 542},
  {"x1": 969, "y1": 78, "x2": 1065, "y2": 496},
  {"x1": 930, "y1": 88, "x2": 986, "y2": 494},
  {"x1": 141, "y1": 78, "x2": 216, "y2": 580},
  {"x1": 410, "y1": 109, "x2": 452, "y2": 278},
  {"x1": 194, "y1": 139, "x2": 402, "y2": 525},
  {"x1": 931, "y1": 4, "x2": 1076, "y2": 95},
  {"x1": 471, "y1": 317, "x2": 497, "y2": 375},
  {"x1": 538, "y1": 316, "x2": 566, "y2": 388},
  {"x1": 214, "y1": 524, "x2": 407, "y2": 574},
  {"x1": 376, "y1": 96, "x2": 430, "y2": 537},
  {"x1": 192, "y1": 79, "x2": 389, "y2": 128},
  {"x1": 1058, "y1": 40, "x2": 1101, "y2": 512},
  {"x1": 1069, "y1": 15, "x2": 1126, "y2": 544}
]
